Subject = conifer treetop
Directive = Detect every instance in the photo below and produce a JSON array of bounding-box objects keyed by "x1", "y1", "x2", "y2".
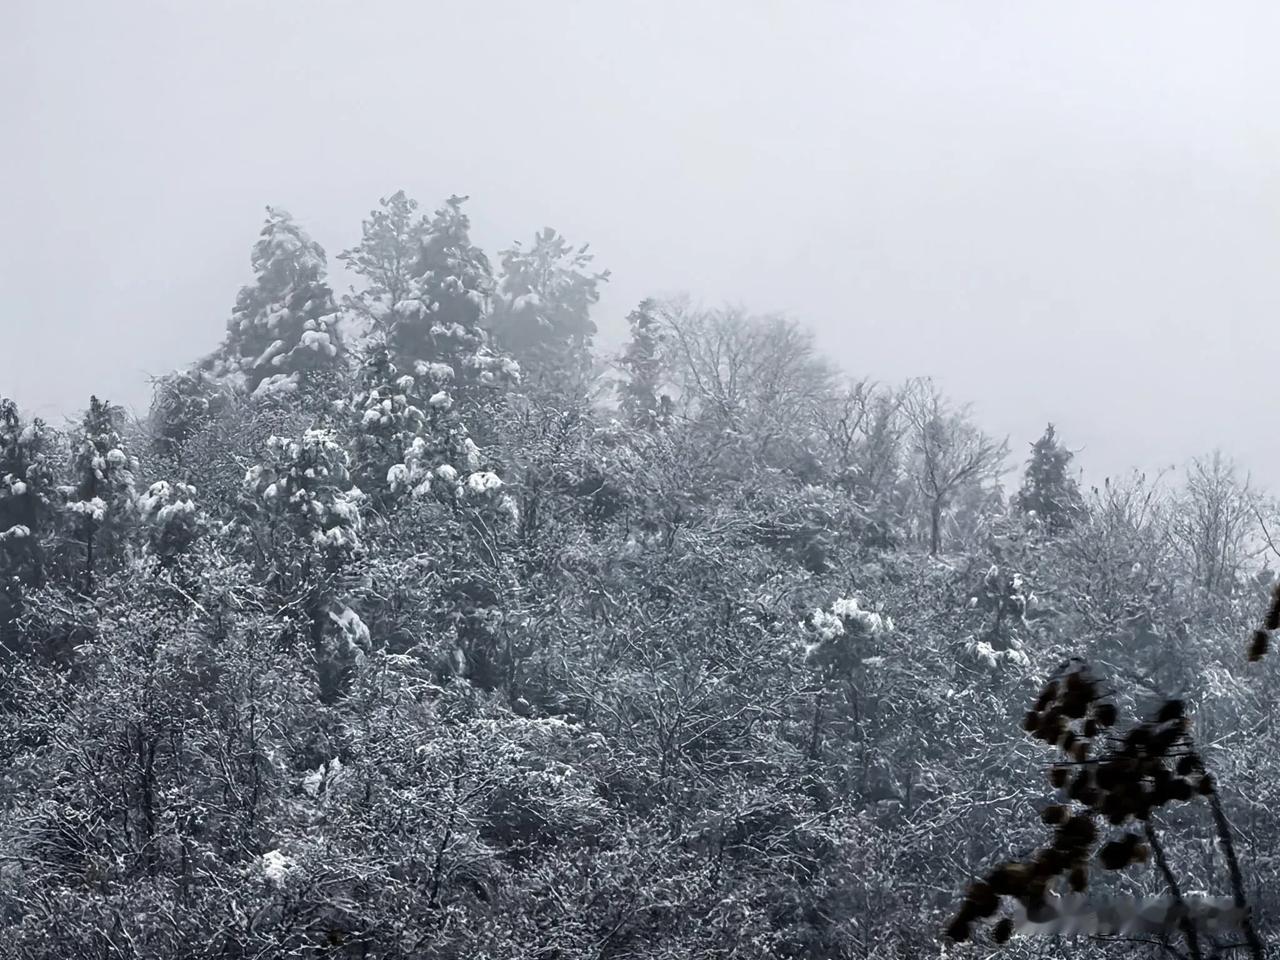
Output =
[{"x1": 206, "y1": 207, "x2": 346, "y2": 400}]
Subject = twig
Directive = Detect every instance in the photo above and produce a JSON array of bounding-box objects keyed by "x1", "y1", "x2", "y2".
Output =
[
  {"x1": 1144, "y1": 820, "x2": 1205, "y2": 960},
  {"x1": 1204, "y1": 791, "x2": 1265, "y2": 960}
]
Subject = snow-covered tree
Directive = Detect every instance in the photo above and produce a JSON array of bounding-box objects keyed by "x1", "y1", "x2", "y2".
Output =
[
  {"x1": 616, "y1": 299, "x2": 671, "y2": 430},
  {"x1": 490, "y1": 228, "x2": 609, "y2": 389},
  {"x1": 801, "y1": 595, "x2": 896, "y2": 675},
  {"x1": 385, "y1": 390, "x2": 514, "y2": 520},
  {"x1": 148, "y1": 367, "x2": 231, "y2": 462},
  {"x1": 399, "y1": 195, "x2": 490, "y2": 365},
  {"x1": 341, "y1": 342, "x2": 515, "y2": 517},
  {"x1": 1015, "y1": 423, "x2": 1084, "y2": 536},
  {"x1": 136, "y1": 480, "x2": 201, "y2": 561},
  {"x1": 0, "y1": 399, "x2": 56, "y2": 569},
  {"x1": 1169, "y1": 451, "x2": 1257, "y2": 601},
  {"x1": 243, "y1": 428, "x2": 368, "y2": 700},
  {"x1": 205, "y1": 207, "x2": 346, "y2": 402},
  {"x1": 902, "y1": 379, "x2": 1007, "y2": 556},
  {"x1": 362, "y1": 195, "x2": 518, "y2": 405},
  {"x1": 341, "y1": 194, "x2": 517, "y2": 412},
  {"x1": 63, "y1": 396, "x2": 137, "y2": 587},
  {"x1": 338, "y1": 190, "x2": 430, "y2": 341},
  {"x1": 968, "y1": 561, "x2": 1034, "y2": 643},
  {"x1": 244, "y1": 428, "x2": 364, "y2": 568},
  {"x1": 0, "y1": 399, "x2": 57, "y2": 645},
  {"x1": 658, "y1": 303, "x2": 839, "y2": 480},
  {"x1": 341, "y1": 346, "x2": 427, "y2": 502}
]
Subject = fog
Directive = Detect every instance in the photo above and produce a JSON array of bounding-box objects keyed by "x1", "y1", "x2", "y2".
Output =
[{"x1": 4, "y1": 0, "x2": 1278, "y2": 484}]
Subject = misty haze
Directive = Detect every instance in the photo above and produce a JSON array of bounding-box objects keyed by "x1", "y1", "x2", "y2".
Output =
[{"x1": 2, "y1": 3, "x2": 1279, "y2": 959}]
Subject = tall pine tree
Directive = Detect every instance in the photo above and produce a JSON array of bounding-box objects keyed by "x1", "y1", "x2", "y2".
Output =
[
  {"x1": 338, "y1": 190, "x2": 431, "y2": 344},
  {"x1": 205, "y1": 207, "x2": 346, "y2": 402},
  {"x1": 0, "y1": 399, "x2": 56, "y2": 649},
  {"x1": 490, "y1": 228, "x2": 609, "y2": 392},
  {"x1": 405, "y1": 196, "x2": 515, "y2": 401},
  {"x1": 243, "y1": 428, "x2": 367, "y2": 702},
  {"x1": 617, "y1": 299, "x2": 671, "y2": 430},
  {"x1": 398, "y1": 195, "x2": 490, "y2": 373},
  {"x1": 343, "y1": 193, "x2": 516, "y2": 409},
  {"x1": 1015, "y1": 423, "x2": 1084, "y2": 535},
  {"x1": 63, "y1": 396, "x2": 137, "y2": 588}
]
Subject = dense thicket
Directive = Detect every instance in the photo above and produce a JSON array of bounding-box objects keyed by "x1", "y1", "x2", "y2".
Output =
[{"x1": 0, "y1": 196, "x2": 1276, "y2": 960}]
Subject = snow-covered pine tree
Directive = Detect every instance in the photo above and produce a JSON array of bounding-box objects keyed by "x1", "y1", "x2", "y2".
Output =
[
  {"x1": 243, "y1": 428, "x2": 368, "y2": 701},
  {"x1": 204, "y1": 207, "x2": 346, "y2": 404},
  {"x1": 149, "y1": 367, "x2": 231, "y2": 462},
  {"x1": 617, "y1": 298, "x2": 672, "y2": 430},
  {"x1": 1015, "y1": 423, "x2": 1084, "y2": 535},
  {"x1": 63, "y1": 396, "x2": 138, "y2": 588},
  {"x1": 338, "y1": 190, "x2": 431, "y2": 344},
  {"x1": 490, "y1": 228, "x2": 610, "y2": 392},
  {"x1": 343, "y1": 345, "x2": 428, "y2": 504},
  {"x1": 0, "y1": 399, "x2": 57, "y2": 647},
  {"x1": 402, "y1": 196, "x2": 517, "y2": 402},
  {"x1": 342, "y1": 193, "x2": 517, "y2": 416},
  {"x1": 342, "y1": 337, "x2": 523, "y2": 552},
  {"x1": 380, "y1": 376, "x2": 504, "y2": 514},
  {"x1": 0, "y1": 399, "x2": 56, "y2": 571},
  {"x1": 136, "y1": 480, "x2": 201, "y2": 562},
  {"x1": 244, "y1": 428, "x2": 365, "y2": 569}
]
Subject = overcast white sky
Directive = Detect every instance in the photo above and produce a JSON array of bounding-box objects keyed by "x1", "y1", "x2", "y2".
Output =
[{"x1": 3, "y1": 1, "x2": 1278, "y2": 486}]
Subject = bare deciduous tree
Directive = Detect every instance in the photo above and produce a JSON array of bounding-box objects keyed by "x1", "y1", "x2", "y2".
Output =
[
  {"x1": 1169, "y1": 451, "x2": 1260, "y2": 603},
  {"x1": 902, "y1": 379, "x2": 1007, "y2": 556},
  {"x1": 813, "y1": 379, "x2": 904, "y2": 496},
  {"x1": 658, "y1": 300, "x2": 839, "y2": 474}
]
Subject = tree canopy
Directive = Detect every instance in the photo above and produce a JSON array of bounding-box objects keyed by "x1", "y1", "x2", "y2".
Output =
[{"x1": 0, "y1": 192, "x2": 1275, "y2": 960}]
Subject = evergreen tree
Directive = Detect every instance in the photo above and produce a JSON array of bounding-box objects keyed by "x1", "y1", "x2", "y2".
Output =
[
  {"x1": 244, "y1": 428, "x2": 365, "y2": 567},
  {"x1": 490, "y1": 227, "x2": 609, "y2": 390},
  {"x1": 1015, "y1": 423, "x2": 1084, "y2": 535},
  {"x1": 205, "y1": 207, "x2": 346, "y2": 402},
  {"x1": 0, "y1": 399, "x2": 57, "y2": 648},
  {"x1": 617, "y1": 299, "x2": 671, "y2": 430},
  {"x1": 342, "y1": 339, "x2": 510, "y2": 511},
  {"x1": 338, "y1": 190, "x2": 431, "y2": 344},
  {"x1": 63, "y1": 396, "x2": 137, "y2": 588},
  {"x1": 399, "y1": 195, "x2": 490, "y2": 370},
  {"x1": 341, "y1": 194, "x2": 517, "y2": 412},
  {"x1": 343, "y1": 345, "x2": 426, "y2": 503},
  {"x1": 243, "y1": 428, "x2": 367, "y2": 701},
  {"x1": 149, "y1": 367, "x2": 230, "y2": 462},
  {"x1": 0, "y1": 399, "x2": 56, "y2": 576},
  {"x1": 389, "y1": 196, "x2": 517, "y2": 404},
  {"x1": 136, "y1": 480, "x2": 201, "y2": 562}
]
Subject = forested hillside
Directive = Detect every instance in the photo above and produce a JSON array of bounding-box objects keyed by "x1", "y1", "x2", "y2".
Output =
[{"x1": 1, "y1": 194, "x2": 1276, "y2": 959}]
